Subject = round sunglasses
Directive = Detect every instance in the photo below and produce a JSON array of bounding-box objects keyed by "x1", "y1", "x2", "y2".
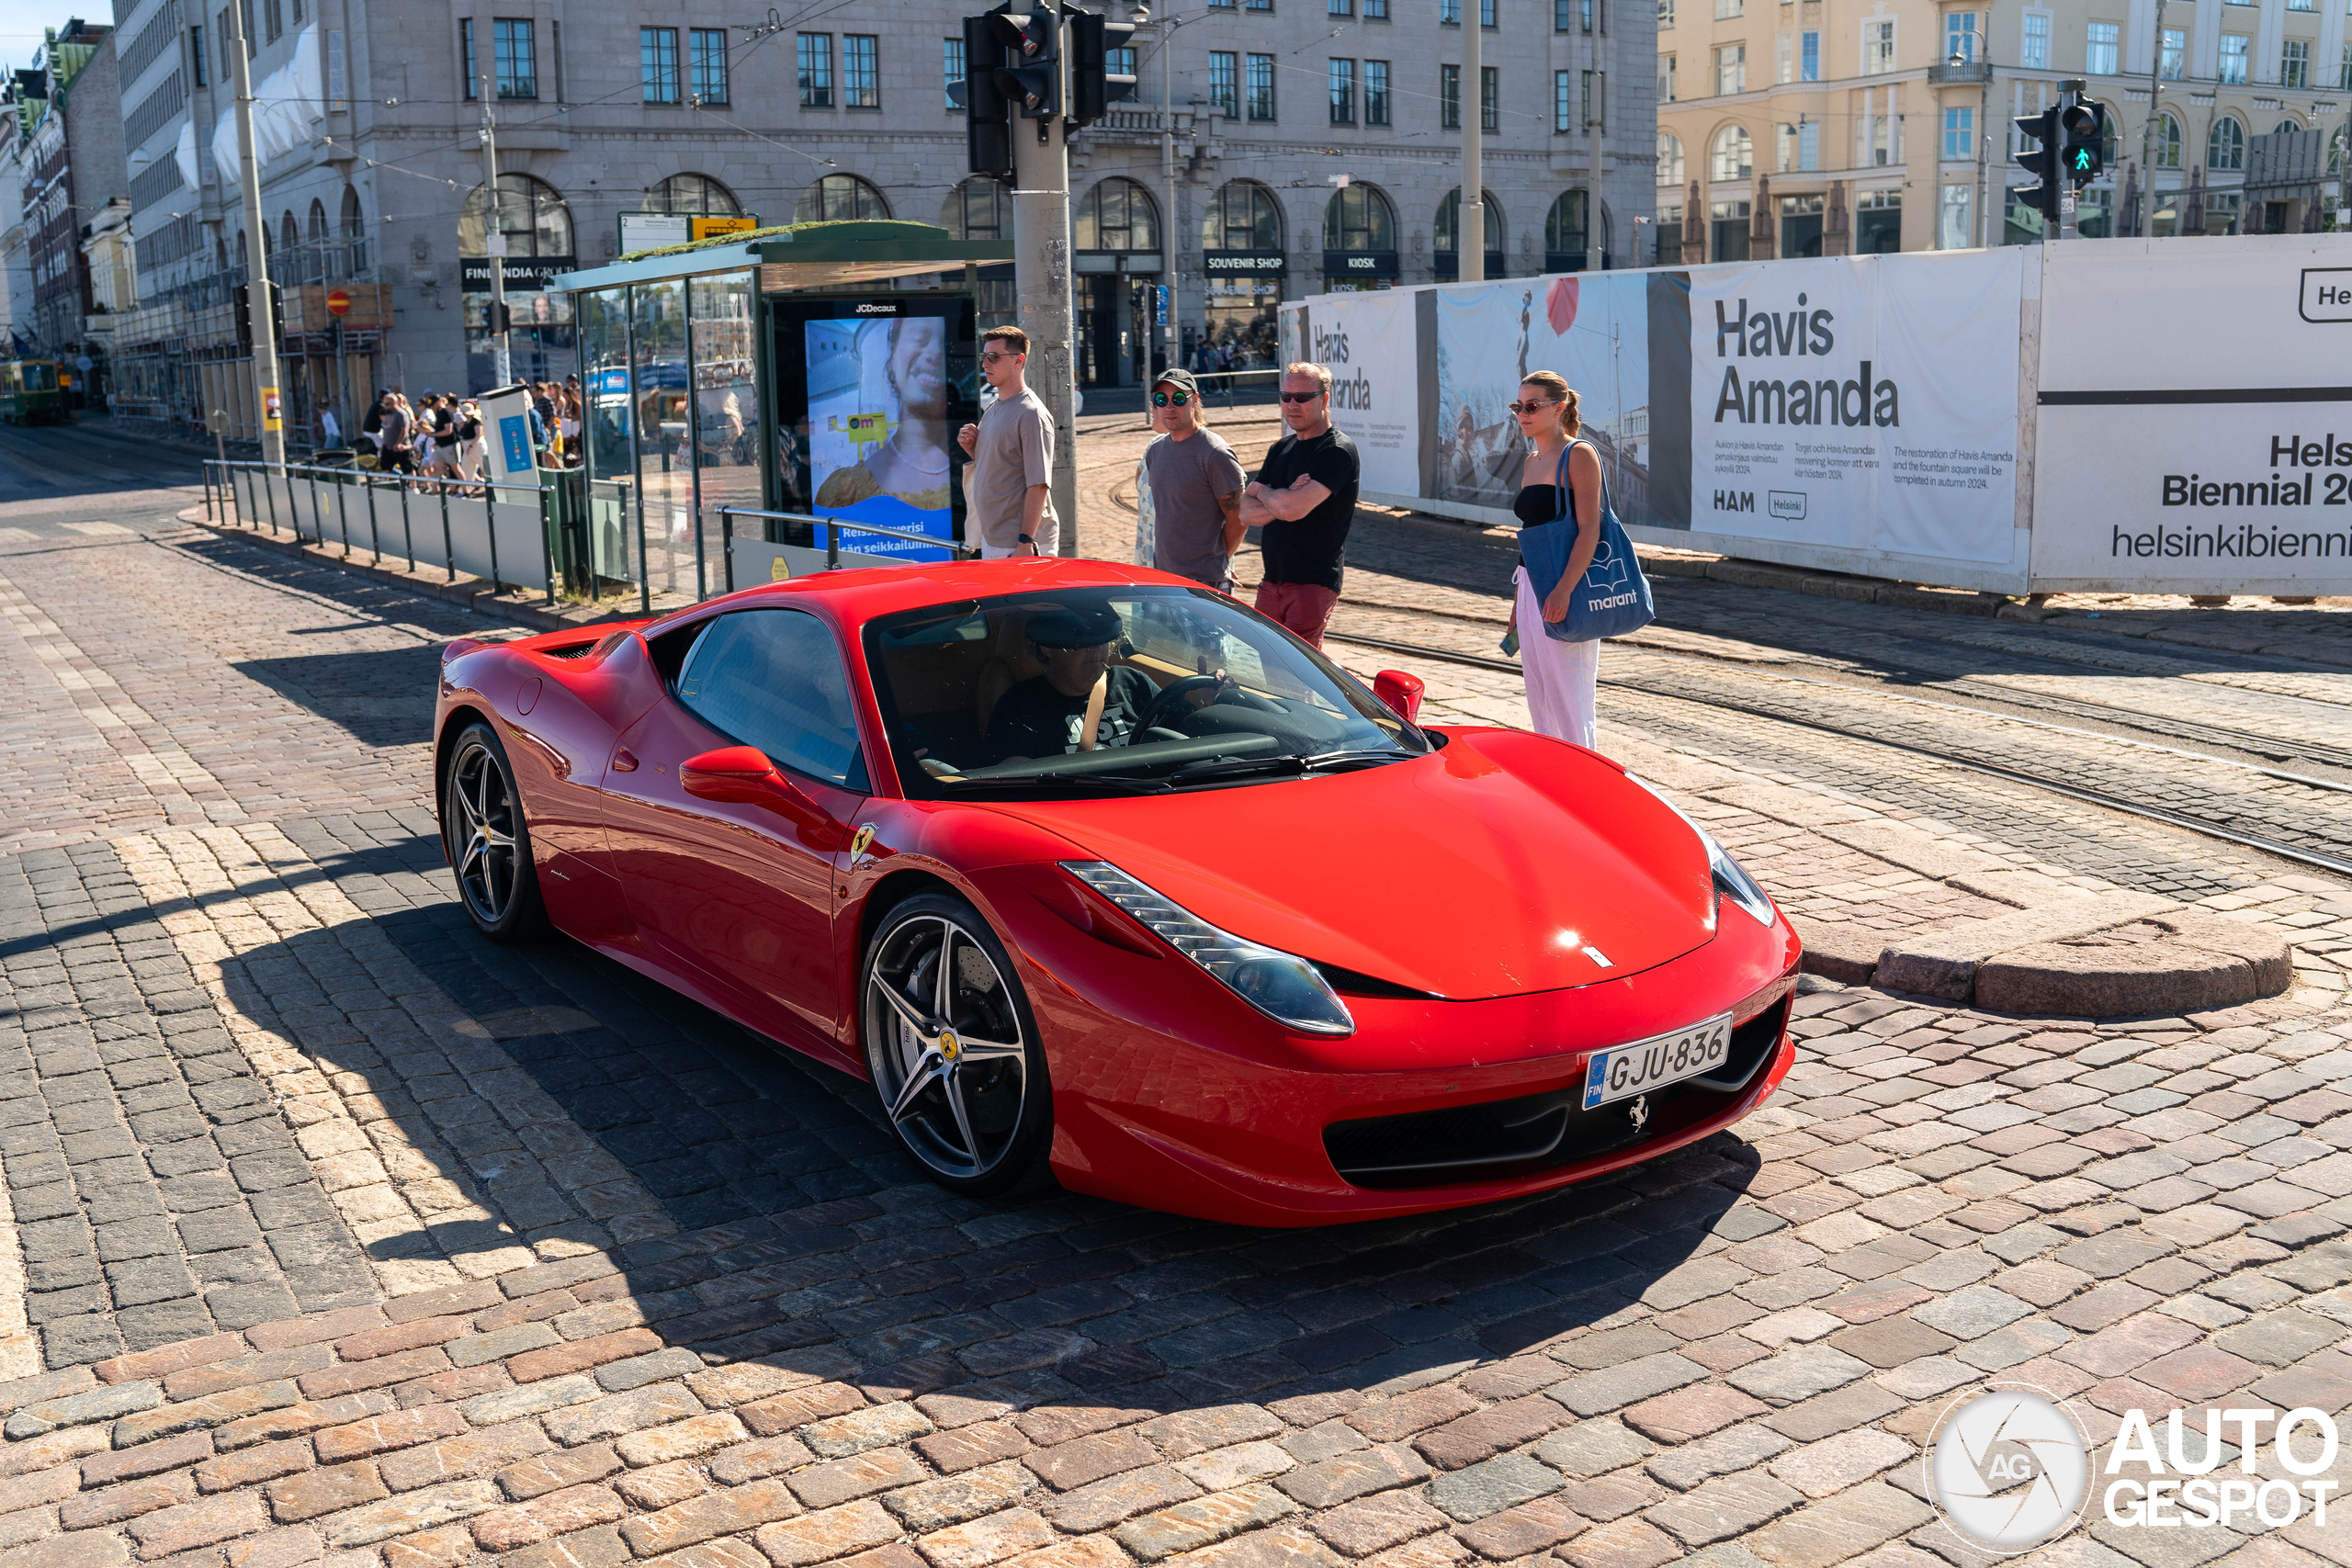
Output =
[{"x1": 1152, "y1": 389, "x2": 1193, "y2": 407}]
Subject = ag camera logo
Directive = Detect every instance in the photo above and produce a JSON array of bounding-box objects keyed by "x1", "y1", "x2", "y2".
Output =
[{"x1": 1928, "y1": 1390, "x2": 2090, "y2": 1551}]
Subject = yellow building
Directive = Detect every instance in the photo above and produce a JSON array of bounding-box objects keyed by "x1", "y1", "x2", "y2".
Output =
[{"x1": 1656, "y1": 0, "x2": 2347, "y2": 257}]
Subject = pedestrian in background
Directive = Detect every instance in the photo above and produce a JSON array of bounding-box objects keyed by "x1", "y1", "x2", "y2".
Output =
[
  {"x1": 956, "y1": 325, "x2": 1056, "y2": 558},
  {"x1": 1141, "y1": 368, "x2": 1246, "y2": 592},
  {"x1": 1506, "y1": 370, "x2": 1602, "y2": 747},
  {"x1": 1238, "y1": 362, "x2": 1359, "y2": 649}
]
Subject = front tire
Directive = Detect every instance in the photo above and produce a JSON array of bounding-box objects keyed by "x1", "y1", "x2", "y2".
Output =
[
  {"x1": 440, "y1": 721, "x2": 549, "y2": 942},
  {"x1": 862, "y1": 893, "x2": 1053, "y2": 1198}
]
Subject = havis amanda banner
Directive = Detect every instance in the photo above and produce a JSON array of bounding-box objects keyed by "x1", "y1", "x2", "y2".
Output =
[{"x1": 2031, "y1": 234, "x2": 2352, "y2": 595}]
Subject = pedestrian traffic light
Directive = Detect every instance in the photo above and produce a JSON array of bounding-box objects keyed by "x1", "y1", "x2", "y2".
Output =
[
  {"x1": 1066, "y1": 6, "x2": 1137, "y2": 129},
  {"x1": 232, "y1": 281, "x2": 286, "y2": 349},
  {"x1": 2011, "y1": 106, "x2": 2062, "y2": 230},
  {"x1": 2061, "y1": 97, "x2": 2108, "y2": 184},
  {"x1": 961, "y1": 11, "x2": 1015, "y2": 175},
  {"x1": 990, "y1": 5, "x2": 1061, "y2": 120}
]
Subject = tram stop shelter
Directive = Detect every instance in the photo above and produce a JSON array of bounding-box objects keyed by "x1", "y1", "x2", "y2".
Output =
[{"x1": 550, "y1": 219, "x2": 1013, "y2": 611}]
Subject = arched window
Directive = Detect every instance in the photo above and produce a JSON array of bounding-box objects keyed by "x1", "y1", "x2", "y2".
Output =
[
  {"x1": 1074, "y1": 177, "x2": 1159, "y2": 250},
  {"x1": 940, "y1": 177, "x2": 1012, "y2": 239},
  {"x1": 1711, "y1": 124, "x2": 1753, "y2": 182},
  {"x1": 1202, "y1": 180, "x2": 1282, "y2": 251},
  {"x1": 795, "y1": 173, "x2": 889, "y2": 223},
  {"x1": 2274, "y1": 117, "x2": 2302, "y2": 136},
  {"x1": 307, "y1": 198, "x2": 328, "y2": 240},
  {"x1": 1657, "y1": 131, "x2": 1685, "y2": 187},
  {"x1": 279, "y1": 210, "x2": 298, "y2": 252},
  {"x1": 2210, "y1": 116, "x2": 2246, "y2": 170},
  {"x1": 1545, "y1": 191, "x2": 1589, "y2": 252},
  {"x1": 2155, "y1": 111, "x2": 2184, "y2": 168},
  {"x1": 1434, "y1": 188, "x2": 1503, "y2": 255},
  {"x1": 339, "y1": 185, "x2": 363, "y2": 238},
  {"x1": 459, "y1": 173, "x2": 573, "y2": 257},
  {"x1": 650, "y1": 173, "x2": 741, "y2": 215},
  {"x1": 1324, "y1": 183, "x2": 1396, "y2": 251}
]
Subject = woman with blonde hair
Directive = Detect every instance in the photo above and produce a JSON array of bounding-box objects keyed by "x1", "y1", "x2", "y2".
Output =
[{"x1": 1505, "y1": 370, "x2": 1602, "y2": 747}]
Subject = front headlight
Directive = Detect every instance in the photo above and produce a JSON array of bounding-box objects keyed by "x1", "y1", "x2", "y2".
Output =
[
  {"x1": 1060, "y1": 862, "x2": 1357, "y2": 1036},
  {"x1": 1626, "y1": 774, "x2": 1778, "y2": 929}
]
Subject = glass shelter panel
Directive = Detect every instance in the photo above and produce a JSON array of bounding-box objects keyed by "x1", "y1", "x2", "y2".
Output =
[
  {"x1": 689, "y1": 272, "x2": 763, "y2": 591},
  {"x1": 580, "y1": 287, "x2": 638, "y2": 587},
  {"x1": 634, "y1": 279, "x2": 695, "y2": 603}
]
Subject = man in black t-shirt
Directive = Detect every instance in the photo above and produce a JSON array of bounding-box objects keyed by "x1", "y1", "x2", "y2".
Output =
[
  {"x1": 1238, "y1": 362, "x2": 1361, "y2": 650},
  {"x1": 983, "y1": 606, "x2": 1159, "y2": 765}
]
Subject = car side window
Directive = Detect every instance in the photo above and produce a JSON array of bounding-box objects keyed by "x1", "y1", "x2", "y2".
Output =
[{"x1": 673, "y1": 609, "x2": 865, "y2": 788}]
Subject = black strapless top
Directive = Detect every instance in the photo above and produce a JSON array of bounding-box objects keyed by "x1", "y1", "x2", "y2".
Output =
[{"x1": 1512, "y1": 484, "x2": 1557, "y2": 528}]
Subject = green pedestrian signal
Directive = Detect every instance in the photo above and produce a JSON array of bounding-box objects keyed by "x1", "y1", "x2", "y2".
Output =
[{"x1": 2060, "y1": 97, "x2": 2108, "y2": 185}]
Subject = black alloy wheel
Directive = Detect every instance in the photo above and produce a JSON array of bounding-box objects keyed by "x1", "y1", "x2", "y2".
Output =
[{"x1": 440, "y1": 721, "x2": 548, "y2": 942}]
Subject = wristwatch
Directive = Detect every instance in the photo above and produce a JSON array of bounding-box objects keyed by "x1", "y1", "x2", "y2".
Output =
[{"x1": 1017, "y1": 533, "x2": 1035, "y2": 545}]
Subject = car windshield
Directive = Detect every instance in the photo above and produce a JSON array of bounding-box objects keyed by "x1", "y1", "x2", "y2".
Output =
[{"x1": 863, "y1": 585, "x2": 1431, "y2": 798}]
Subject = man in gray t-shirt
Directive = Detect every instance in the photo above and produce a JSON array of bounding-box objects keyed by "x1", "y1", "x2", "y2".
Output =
[
  {"x1": 957, "y1": 327, "x2": 1057, "y2": 558},
  {"x1": 1140, "y1": 369, "x2": 1247, "y2": 591}
]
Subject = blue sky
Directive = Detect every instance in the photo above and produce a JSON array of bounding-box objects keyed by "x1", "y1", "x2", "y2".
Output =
[{"x1": 0, "y1": 0, "x2": 85, "y2": 73}]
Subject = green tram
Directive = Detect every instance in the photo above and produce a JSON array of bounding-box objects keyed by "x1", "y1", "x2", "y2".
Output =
[{"x1": 0, "y1": 359, "x2": 64, "y2": 423}]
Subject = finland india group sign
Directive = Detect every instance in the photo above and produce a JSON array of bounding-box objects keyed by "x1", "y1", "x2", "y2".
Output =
[{"x1": 1282, "y1": 232, "x2": 2352, "y2": 599}]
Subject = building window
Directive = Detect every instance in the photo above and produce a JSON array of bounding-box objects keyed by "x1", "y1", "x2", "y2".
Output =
[
  {"x1": 2154, "y1": 109, "x2": 2182, "y2": 165},
  {"x1": 2210, "y1": 115, "x2": 2245, "y2": 167},
  {"x1": 651, "y1": 173, "x2": 740, "y2": 214},
  {"x1": 689, "y1": 28, "x2": 728, "y2": 105},
  {"x1": 264, "y1": 0, "x2": 280, "y2": 44},
  {"x1": 640, "y1": 27, "x2": 681, "y2": 102},
  {"x1": 1488, "y1": 0, "x2": 1500, "y2": 24},
  {"x1": 1208, "y1": 0, "x2": 1234, "y2": 10},
  {"x1": 1658, "y1": 0, "x2": 1673, "y2": 23},
  {"x1": 1365, "y1": 0, "x2": 1387, "y2": 16},
  {"x1": 797, "y1": 174, "x2": 889, "y2": 222},
  {"x1": 2019, "y1": 11, "x2": 2048, "y2": 67},
  {"x1": 1577, "y1": 67, "x2": 1600, "y2": 129},
  {"x1": 1942, "y1": 105, "x2": 1973, "y2": 159},
  {"x1": 842, "y1": 34, "x2": 877, "y2": 107},
  {"x1": 1434, "y1": 187, "x2": 1500, "y2": 258},
  {"x1": 2160, "y1": 28, "x2": 2184, "y2": 77},
  {"x1": 1711, "y1": 122, "x2": 1752, "y2": 178},
  {"x1": 1657, "y1": 130, "x2": 1684, "y2": 183},
  {"x1": 1246, "y1": 0, "x2": 1271, "y2": 12},
  {"x1": 1800, "y1": 30, "x2": 1818, "y2": 78},
  {"x1": 494, "y1": 18, "x2": 537, "y2": 99},
  {"x1": 1246, "y1": 51, "x2": 1275, "y2": 118},
  {"x1": 1325, "y1": 183, "x2": 1395, "y2": 250},
  {"x1": 1861, "y1": 18, "x2": 1894, "y2": 73},
  {"x1": 459, "y1": 17, "x2": 476, "y2": 99},
  {"x1": 1076, "y1": 177, "x2": 1159, "y2": 249},
  {"x1": 1442, "y1": 62, "x2": 1460, "y2": 127},
  {"x1": 1203, "y1": 180, "x2": 1282, "y2": 249},
  {"x1": 1658, "y1": 53, "x2": 1675, "y2": 100},
  {"x1": 1555, "y1": 69, "x2": 1573, "y2": 129},
  {"x1": 1776, "y1": 32, "x2": 1793, "y2": 81},
  {"x1": 1365, "y1": 59, "x2": 1389, "y2": 121},
  {"x1": 1945, "y1": 11, "x2": 1976, "y2": 61},
  {"x1": 797, "y1": 32, "x2": 832, "y2": 106},
  {"x1": 1712, "y1": 199, "x2": 1751, "y2": 260},
  {"x1": 1331, "y1": 0, "x2": 1352, "y2": 13},
  {"x1": 1556, "y1": 0, "x2": 1571, "y2": 28},
  {"x1": 943, "y1": 37, "x2": 963, "y2": 109},
  {"x1": 1714, "y1": 0, "x2": 1740, "y2": 17},
  {"x1": 2086, "y1": 20, "x2": 2119, "y2": 74},
  {"x1": 1329, "y1": 58, "x2": 1355, "y2": 121},
  {"x1": 2219, "y1": 32, "x2": 2248, "y2": 81},
  {"x1": 1579, "y1": 0, "x2": 1596, "y2": 30},
  {"x1": 1210, "y1": 51, "x2": 1238, "y2": 117},
  {"x1": 189, "y1": 23, "x2": 206, "y2": 85},
  {"x1": 2341, "y1": 41, "x2": 2351, "y2": 89},
  {"x1": 942, "y1": 176, "x2": 1011, "y2": 239},
  {"x1": 460, "y1": 172, "x2": 572, "y2": 259},
  {"x1": 1714, "y1": 42, "x2": 1746, "y2": 94},
  {"x1": 1483, "y1": 64, "x2": 1498, "y2": 129},
  {"x1": 2282, "y1": 38, "x2": 2311, "y2": 85},
  {"x1": 1442, "y1": 0, "x2": 1458, "y2": 22}
]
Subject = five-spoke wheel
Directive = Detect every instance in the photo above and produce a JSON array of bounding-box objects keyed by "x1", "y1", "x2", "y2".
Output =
[
  {"x1": 440, "y1": 722, "x2": 547, "y2": 942},
  {"x1": 862, "y1": 893, "x2": 1051, "y2": 1195}
]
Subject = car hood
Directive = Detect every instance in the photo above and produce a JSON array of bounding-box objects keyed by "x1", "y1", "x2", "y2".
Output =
[{"x1": 978, "y1": 729, "x2": 1720, "y2": 1000}]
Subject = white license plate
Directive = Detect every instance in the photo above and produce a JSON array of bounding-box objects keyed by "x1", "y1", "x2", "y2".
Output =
[{"x1": 1582, "y1": 1014, "x2": 1734, "y2": 1110}]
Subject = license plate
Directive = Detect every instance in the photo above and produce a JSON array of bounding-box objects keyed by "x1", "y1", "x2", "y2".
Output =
[{"x1": 1582, "y1": 1014, "x2": 1734, "y2": 1110}]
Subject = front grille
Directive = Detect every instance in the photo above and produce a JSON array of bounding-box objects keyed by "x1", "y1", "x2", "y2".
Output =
[{"x1": 1323, "y1": 997, "x2": 1788, "y2": 1189}]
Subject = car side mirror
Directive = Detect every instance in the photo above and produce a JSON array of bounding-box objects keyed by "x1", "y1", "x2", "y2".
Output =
[
  {"x1": 681, "y1": 746, "x2": 812, "y2": 812},
  {"x1": 1373, "y1": 670, "x2": 1425, "y2": 725}
]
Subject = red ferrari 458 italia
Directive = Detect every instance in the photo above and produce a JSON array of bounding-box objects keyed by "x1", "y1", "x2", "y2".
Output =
[{"x1": 434, "y1": 558, "x2": 1800, "y2": 1225}]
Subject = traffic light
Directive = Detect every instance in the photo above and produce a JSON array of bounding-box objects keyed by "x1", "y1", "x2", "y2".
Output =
[
  {"x1": 990, "y1": 5, "x2": 1061, "y2": 120},
  {"x1": 2011, "y1": 106, "x2": 2062, "y2": 231},
  {"x1": 1067, "y1": 6, "x2": 1137, "y2": 129},
  {"x1": 232, "y1": 281, "x2": 287, "y2": 348},
  {"x1": 961, "y1": 12, "x2": 1015, "y2": 175},
  {"x1": 2061, "y1": 97, "x2": 2108, "y2": 184}
]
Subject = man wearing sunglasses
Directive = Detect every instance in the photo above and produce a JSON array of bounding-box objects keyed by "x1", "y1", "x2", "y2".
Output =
[
  {"x1": 1141, "y1": 368, "x2": 1248, "y2": 592},
  {"x1": 956, "y1": 325, "x2": 1057, "y2": 558},
  {"x1": 1238, "y1": 362, "x2": 1359, "y2": 649}
]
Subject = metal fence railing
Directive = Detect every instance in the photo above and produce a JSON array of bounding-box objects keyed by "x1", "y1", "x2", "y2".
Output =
[{"x1": 715, "y1": 507, "x2": 979, "y2": 594}]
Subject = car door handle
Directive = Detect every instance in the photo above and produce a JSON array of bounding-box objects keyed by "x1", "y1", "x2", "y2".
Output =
[{"x1": 613, "y1": 749, "x2": 639, "y2": 773}]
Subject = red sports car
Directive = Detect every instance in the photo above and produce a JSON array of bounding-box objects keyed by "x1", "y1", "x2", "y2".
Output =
[{"x1": 434, "y1": 559, "x2": 1799, "y2": 1225}]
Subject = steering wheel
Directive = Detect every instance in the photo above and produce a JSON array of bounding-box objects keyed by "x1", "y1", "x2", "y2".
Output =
[{"x1": 1141, "y1": 674, "x2": 1227, "y2": 734}]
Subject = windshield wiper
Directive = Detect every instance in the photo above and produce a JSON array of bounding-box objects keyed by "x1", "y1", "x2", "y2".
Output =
[
  {"x1": 943, "y1": 773, "x2": 1169, "y2": 795},
  {"x1": 1166, "y1": 748, "x2": 1410, "y2": 784}
]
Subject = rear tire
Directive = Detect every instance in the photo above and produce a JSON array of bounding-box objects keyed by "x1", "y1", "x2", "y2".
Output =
[
  {"x1": 861, "y1": 892, "x2": 1055, "y2": 1198},
  {"x1": 440, "y1": 721, "x2": 549, "y2": 942}
]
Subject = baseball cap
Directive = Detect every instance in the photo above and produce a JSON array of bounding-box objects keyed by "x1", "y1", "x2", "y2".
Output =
[
  {"x1": 1025, "y1": 604, "x2": 1124, "y2": 649},
  {"x1": 1152, "y1": 367, "x2": 1199, "y2": 399}
]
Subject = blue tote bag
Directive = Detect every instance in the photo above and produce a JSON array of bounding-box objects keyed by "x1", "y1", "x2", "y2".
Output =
[{"x1": 1517, "y1": 441, "x2": 1655, "y2": 643}]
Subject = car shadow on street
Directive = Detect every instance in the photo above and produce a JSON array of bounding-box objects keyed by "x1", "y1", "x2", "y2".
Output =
[{"x1": 232, "y1": 648, "x2": 443, "y2": 749}]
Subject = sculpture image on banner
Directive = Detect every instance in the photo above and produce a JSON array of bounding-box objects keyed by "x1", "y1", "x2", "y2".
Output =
[
  {"x1": 1433, "y1": 277, "x2": 1656, "y2": 526},
  {"x1": 808, "y1": 313, "x2": 956, "y2": 558}
]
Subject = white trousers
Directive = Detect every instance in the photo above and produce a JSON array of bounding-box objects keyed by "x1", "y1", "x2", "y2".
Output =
[{"x1": 1515, "y1": 565, "x2": 1600, "y2": 749}]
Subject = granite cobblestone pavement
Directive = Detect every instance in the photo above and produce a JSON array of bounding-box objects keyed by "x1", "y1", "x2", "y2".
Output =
[{"x1": 1, "y1": 462, "x2": 2350, "y2": 1568}]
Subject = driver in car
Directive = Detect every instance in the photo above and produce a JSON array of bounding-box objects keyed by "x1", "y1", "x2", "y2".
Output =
[{"x1": 984, "y1": 606, "x2": 1161, "y2": 764}]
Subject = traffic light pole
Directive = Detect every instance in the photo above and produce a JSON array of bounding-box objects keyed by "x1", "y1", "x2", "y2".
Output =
[
  {"x1": 224, "y1": 0, "x2": 283, "y2": 470},
  {"x1": 1012, "y1": 19, "x2": 1080, "y2": 556},
  {"x1": 1459, "y1": 5, "x2": 1483, "y2": 283}
]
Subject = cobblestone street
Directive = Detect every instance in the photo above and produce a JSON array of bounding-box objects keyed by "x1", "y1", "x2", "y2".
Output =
[{"x1": 1, "y1": 423, "x2": 2350, "y2": 1568}]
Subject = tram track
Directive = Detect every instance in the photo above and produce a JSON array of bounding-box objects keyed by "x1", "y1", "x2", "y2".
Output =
[{"x1": 1323, "y1": 624, "x2": 2352, "y2": 883}]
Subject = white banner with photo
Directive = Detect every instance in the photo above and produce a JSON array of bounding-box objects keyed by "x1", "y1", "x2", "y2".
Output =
[{"x1": 1685, "y1": 250, "x2": 2022, "y2": 568}]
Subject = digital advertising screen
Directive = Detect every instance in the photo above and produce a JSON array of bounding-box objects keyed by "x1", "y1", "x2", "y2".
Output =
[{"x1": 772, "y1": 295, "x2": 978, "y2": 562}]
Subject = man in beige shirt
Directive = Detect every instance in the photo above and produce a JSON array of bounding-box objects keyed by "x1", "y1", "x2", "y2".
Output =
[{"x1": 956, "y1": 326, "x2": 1057, "y2": 558}]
